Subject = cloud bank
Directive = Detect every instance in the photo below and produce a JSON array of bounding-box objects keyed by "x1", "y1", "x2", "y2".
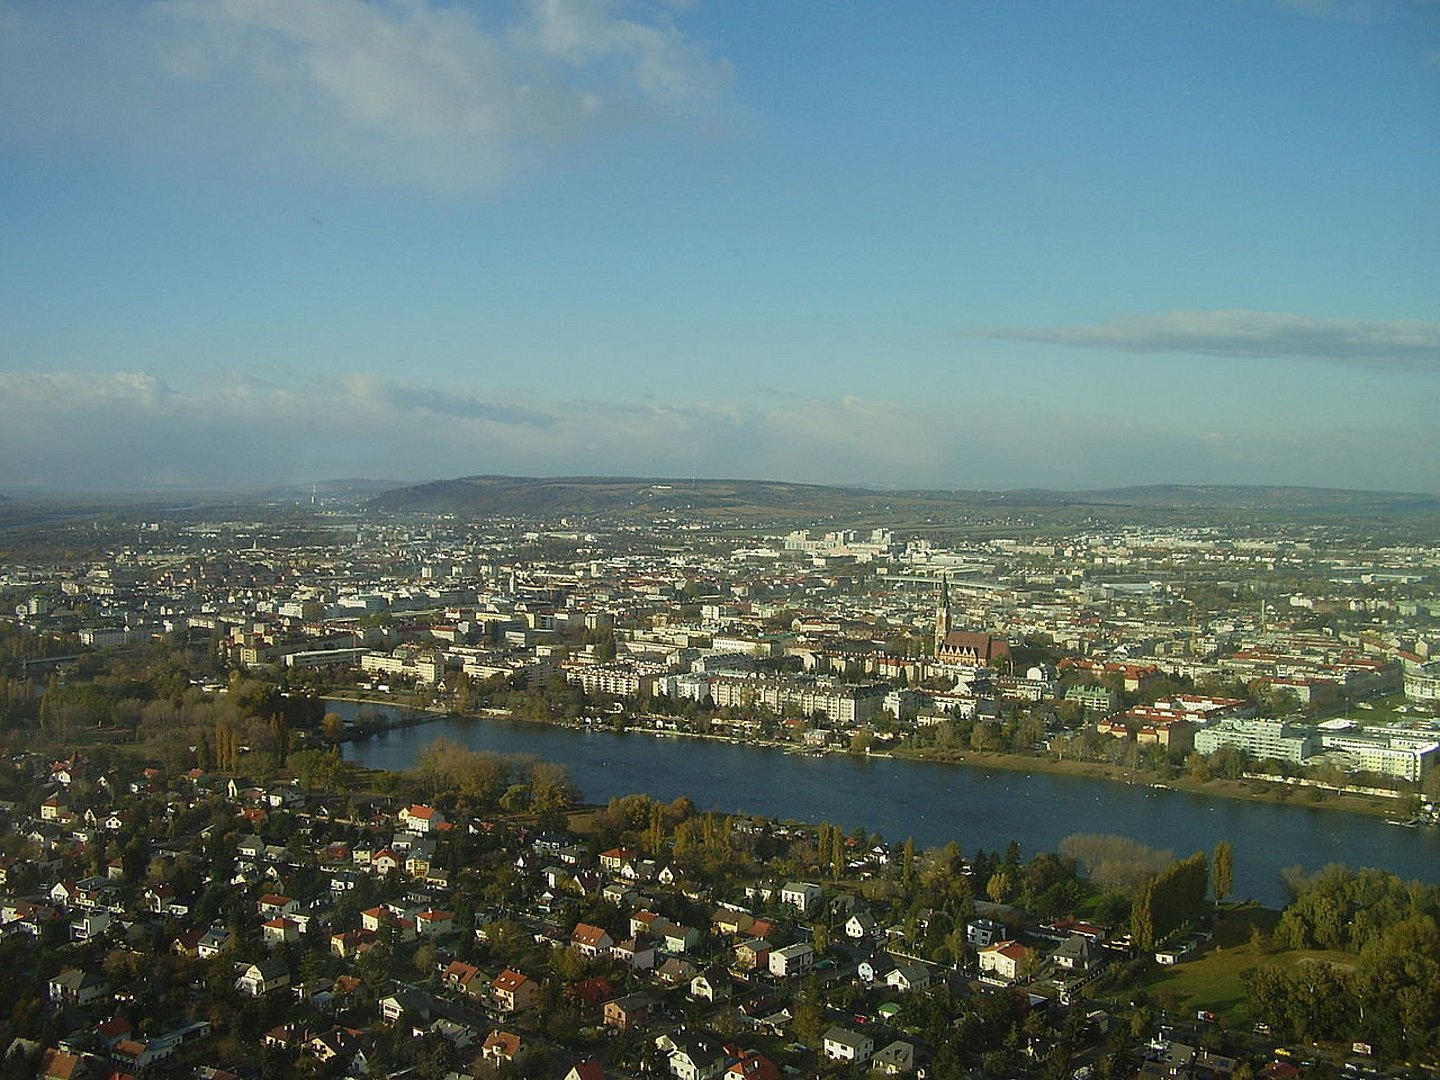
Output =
[
  {"x1": 976, "y1": 310, "x2": 1440, "y2": 367},
  {"x1": 1, "y1": 369, "x2": 1435, "y2": 495},
  {"x1": 0, "y1": 0, "x2": 730, "y2": 193}
]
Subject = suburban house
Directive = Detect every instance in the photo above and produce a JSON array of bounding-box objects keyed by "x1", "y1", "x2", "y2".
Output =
[
  {"x1": 571, "y1": 922, "x2": 614, "y2": 957},
  {"x1": 654, "y1": 956, "x2": 698, "y2": 987},
  {"x1": 235, "y1": 959, "x2": 291, "y2": 997},
  {"x1": 661, "y1": 1032, "x2": 727, "y2": 1080},
  {"x1": 734, "y1": 939, "x2": 771, "y2": 970},
  {"x1": 978, "y1": 940, "x2": 1032, "y2": 983},
  {"x1": 658, "y1": 920, "x2": 702, "y2": 953},
  {"x1": 689, "y1": 965, "x2": 733, "y2": 1003},
  {"x1": 1053, "y1": 934, "x2": 1098, "y2": 972},
  {"x1": 780, "y1": 881, "x2": 822, "y2": 914},
  {"x1": 967, "y1": 917, "x2": 1007, "y2": 948},
  {"x1": 768, "y1": 942, "x2": 814, "y2": 978},
  {"x1": 48, "y1": 969, "x2": 109, "y2": 1006},
  {"x1": 491, "y1": 968, "x2": 539, "y2": 1013},
  {"x1": 602, "y1": 991, "x2": 653, "y2": 1031},
  {"x1": 845, "y1": 911, "x2": 877, "y2": 939},
  {"x1": 441, "y1": 960, "x2": 485, "y2": 997},
  {"x1": 712, "y1": 908, "x2": 755, "y2": 937},
  {"x1": 725, "y1": 1051, "x2": 783, "y2": 1080},
  {"x1": 399, "y1": 804, "x2": 446, "y2": 834},
  {"x1": 872, "y1": 1040, "x2": 917, "y2": 1075},
  {"x1": 379, "y1": 987, "x2": 434, "y2": 1024},
  {"x1": 197, "y1": 925, "x2": 234, "y2": 958},
  {"x1": 599, "y1": 847, "x2": 635, "y2": 872},
  {"x1": 261, "y1": 916, "x2": 302, "y2": 946},
  {"x1": 413, "y1": 909, "x2": 455, "y2": 939},
  {"x1": 257, "y1": 893, "x2": 299, "y2": 918},
  {"x1": 823, "y1": 1026, "x2": 875, "y2": 1064},
  {"x1": 884, "y1": 963, "x2": 931, "y2": 993},
  {"x1": 480, "y1": 1030, "x2": 525, "y2": 1069},
  {"x1": 70, "y1": 910, "x2": 111, "y2": 942},
  {"x1": 611, "y1": 937, "x2": 656, "y2": 970}
]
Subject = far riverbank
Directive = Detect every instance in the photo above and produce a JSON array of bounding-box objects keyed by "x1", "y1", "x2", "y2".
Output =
[
  {"x1": 339, "y1": 706, "x2": 1440, "y2": 910},
  {"x1": 325, "y1": 696, "x2": 1415, "y2": 823},
  {"x1": 887, "y1": 747, "x2": 1410, "y2": 821}
]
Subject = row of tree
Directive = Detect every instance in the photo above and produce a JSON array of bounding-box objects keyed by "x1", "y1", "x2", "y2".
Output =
[{"x1": 1131, "y1": 850, "x2": 1209, "y2": 950}]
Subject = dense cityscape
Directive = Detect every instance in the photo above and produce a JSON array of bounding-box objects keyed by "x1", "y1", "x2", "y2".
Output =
[
  {"x1": 5, "y1": 0, "x2": 1438, "y2": 1077},
  {"x1": 0, "y1": 484, "x2": 1436, "y2": 1079}
]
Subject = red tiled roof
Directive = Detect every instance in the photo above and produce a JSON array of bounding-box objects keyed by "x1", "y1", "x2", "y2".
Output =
[{"x1": 493, "y1": 968, "x2": 530, "y2": 992}]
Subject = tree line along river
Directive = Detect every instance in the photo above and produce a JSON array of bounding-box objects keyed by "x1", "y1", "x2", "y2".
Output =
[{"x1": 334, "y1": 703, "x2": 1440, "y2": 911}]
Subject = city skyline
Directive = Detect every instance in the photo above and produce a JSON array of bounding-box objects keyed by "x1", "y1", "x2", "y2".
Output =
[{"x1": 2, "y1": 0, "x2": 1438, "y2": 494}]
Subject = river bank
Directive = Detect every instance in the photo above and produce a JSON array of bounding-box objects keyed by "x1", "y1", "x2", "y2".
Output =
[
  {"x1": 342, "y1": 709, "x2": 1440, "y2": 909},
  {"x1": 326, "y1": 695, "x2": 1417, "y2": 822},
  {"x1": 886, "y1": 747, "x2": 1410, "y2": 821}
]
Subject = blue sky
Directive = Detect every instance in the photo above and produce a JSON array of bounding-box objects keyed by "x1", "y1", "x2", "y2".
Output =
[{"x1": 2, "y1": 0, "x2": 1437, "y2": 493}]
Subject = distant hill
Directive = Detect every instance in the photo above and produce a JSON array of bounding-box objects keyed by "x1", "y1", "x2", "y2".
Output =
[
  {"x1": 368, "y1": 475, "x2": 866, "y2": 516},
  {"x1": 1000, "y1": 484, "x2": 1440, "y2": 514},
  {"x1": 367, "y1": 475, "x2": 1440, "y2": 523}
]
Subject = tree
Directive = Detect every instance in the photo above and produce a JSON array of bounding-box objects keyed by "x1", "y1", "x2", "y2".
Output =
[
  {"x1": 593, "y1": 632, "x2": 617, "y2": 662},
  {"x1": 453, "y1": 669, "x2": 474, "y2": 712},
  {"x1": 1131, "y1": 851, "x2": 1209, "y2": 950},
  {"x1": 791, "y1": 992, "x2": 824, "y2": 1043},
  {"x1": 290, "y1": 747, "x2": 347, "y2": 792},
  {"x1": 1213, "y1": 840, "x2": 1234, "y2": 904},
  {"x1": 986, "y1": 870, "x2": 1014, "y2": 904},
  {"x1": 529, "y1": 761, "x2": 577, "y2": 813},
  {"x1": 644, "y1": 802, "x2": 666, "y2": 855}
]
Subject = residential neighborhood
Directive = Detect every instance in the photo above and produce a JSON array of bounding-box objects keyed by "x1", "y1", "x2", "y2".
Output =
[
  {"x1": 0, "y1": 496, "x2": 1437, "y2": 1077},
  {"x1": 0, "y1": 742, "x2": 1136, "y2": 1079}
]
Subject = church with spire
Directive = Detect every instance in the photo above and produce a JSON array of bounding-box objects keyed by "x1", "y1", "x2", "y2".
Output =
[{"x1": 934, "y1": 577, "x2": 1011, "y2": 669}]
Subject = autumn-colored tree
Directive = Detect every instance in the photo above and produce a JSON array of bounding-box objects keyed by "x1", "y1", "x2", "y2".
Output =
[
  {"x1": 1213, "y1": 840, "x2": 1234, "y2": 904},
  {"x1": 987, "y1": 870, "x2": 1014, "y2": 904}
]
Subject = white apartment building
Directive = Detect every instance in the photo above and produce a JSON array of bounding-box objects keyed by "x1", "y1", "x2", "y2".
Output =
[
  {"x1": 1193, "y1": 717, "x2": 1317, "y2": 764},
  {"x1": 564, "y1": 662, "x2": 668, "y2": 697},
  {"x1": 706, "y1": 674, "x2": 886, "y2": 727},
  {"x1": 360, "y1": 649, "x2": 443, "y2": 685},
  {"x1": 1403, "y1": 660, "x2": 1440, "y2": 704},
  {"x1": 1316, "y1": 722, "x2": 1440, "y2": 782}
]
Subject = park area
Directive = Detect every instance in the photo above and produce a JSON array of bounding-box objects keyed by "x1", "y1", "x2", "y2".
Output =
[{"x1": 1135, "y1": 903, "x2": 1356, "y2": 1024}]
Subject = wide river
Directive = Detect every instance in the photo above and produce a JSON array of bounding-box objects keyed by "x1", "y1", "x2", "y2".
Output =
[{"x1": 337, "y1": 705, "x2": 1440, "y2": 910}]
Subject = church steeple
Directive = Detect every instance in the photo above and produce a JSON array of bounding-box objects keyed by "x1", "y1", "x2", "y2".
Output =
[{"x1": 935, "y1": 576, "x2": 951, "y2": 653}]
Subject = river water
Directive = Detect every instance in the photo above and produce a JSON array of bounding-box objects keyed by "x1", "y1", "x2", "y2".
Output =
[{"x1": 336, "y1": 705, "x2": 1439, "y2": 910}]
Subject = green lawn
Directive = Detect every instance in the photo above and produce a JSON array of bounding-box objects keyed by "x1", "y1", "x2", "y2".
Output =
[{"x1": 1136, "y1": 905, "x2": 1355, "y2": 1024}]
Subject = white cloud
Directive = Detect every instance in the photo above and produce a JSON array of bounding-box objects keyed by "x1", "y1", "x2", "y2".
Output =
[
  {"x1": 513, "y1": 0, "x2": 723, "y2": 109},
  {"x1": 0, "y1": 0, "x2": 730, "y2": 193},
  {"x1": 0, "y1": 370, "x2": 963, "y2": 490},
  {"x1": 341, "y1": 375, "x2": 558, "y2": 427},
  {"x1": 975, "y1": 310, "x2": 1440, "y2": 367},
  {"x1": 1, "y1": 369, "x2": 1436, "y2": 494},
  {"x1": 0, "y1": 370, "x2": 308, "y2": 489}
]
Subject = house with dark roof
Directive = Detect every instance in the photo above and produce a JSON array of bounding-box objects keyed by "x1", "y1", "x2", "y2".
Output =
[
  {"x1": 603, "y1": 992, "x2": 653, "y2": 1031},
  {"x1": 823, "y1": 1026, "x2": 874, "y2": 1064}
]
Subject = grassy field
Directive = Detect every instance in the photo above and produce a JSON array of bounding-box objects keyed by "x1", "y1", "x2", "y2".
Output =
[{"x1": 1135, "y1": 904, "x2": 1355, "y2": 1024}]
